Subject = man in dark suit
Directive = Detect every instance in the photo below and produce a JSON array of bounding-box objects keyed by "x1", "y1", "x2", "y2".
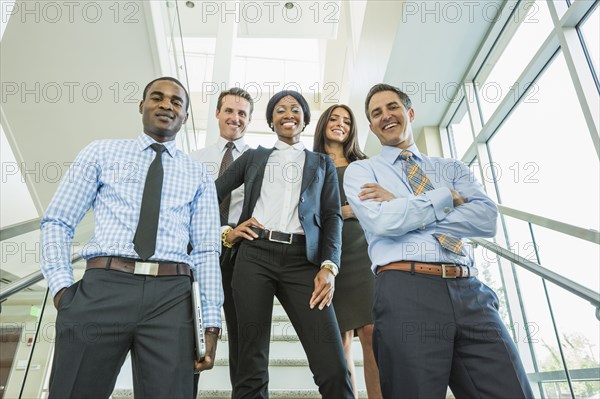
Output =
[
  {"x1": 215, "y1": 90, "x2": 353, "y2": 399},
  {"x1": 190, "y1": 87, "x2": 254, "y2": 393}
]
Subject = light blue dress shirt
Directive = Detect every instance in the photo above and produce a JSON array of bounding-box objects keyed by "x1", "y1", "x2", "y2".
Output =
[
  {"x1": 344, "y1": 144, "x2": 498, "y2": 272},
  {"x1": 40, "y1": 133, "x2": 223, "y2": 327}
]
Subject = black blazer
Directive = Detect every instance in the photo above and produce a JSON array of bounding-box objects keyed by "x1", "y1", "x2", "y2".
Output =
[{"x1": 215, "y1": 146, "x2": 342, "y2": 267}]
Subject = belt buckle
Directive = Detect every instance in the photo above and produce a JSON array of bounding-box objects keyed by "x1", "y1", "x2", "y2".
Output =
[
  {"x1": 441, "y1": 264, "x2": 456, "y2": 279},
  {"x1": 134, "y1": 262, "x2": 159, "y2": 276},
  {"x1": 268, "y1": 230, "x2": 293, "y2": 245}
]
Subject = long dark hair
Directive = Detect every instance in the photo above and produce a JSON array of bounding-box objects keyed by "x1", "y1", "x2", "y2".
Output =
[{"x1": 313, "y1": 104, "x2": 367, "y2": 162}]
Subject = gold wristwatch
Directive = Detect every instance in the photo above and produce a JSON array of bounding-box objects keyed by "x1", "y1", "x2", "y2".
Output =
[{"x1": 320, "y1": 262, "x2": 339, "y2": 277}]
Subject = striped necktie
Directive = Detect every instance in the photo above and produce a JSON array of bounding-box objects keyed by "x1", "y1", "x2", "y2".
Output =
[{"x1": 399, "y1": 150, "x2": 464, "y2": 256}]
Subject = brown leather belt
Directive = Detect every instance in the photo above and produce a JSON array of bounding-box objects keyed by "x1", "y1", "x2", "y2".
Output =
[
  {"x1": 376, "y1": 261, "x2": 477, "y2": 279},
  {"x1": 86, "y1": 257, "x2": 191, "y2": 277}
]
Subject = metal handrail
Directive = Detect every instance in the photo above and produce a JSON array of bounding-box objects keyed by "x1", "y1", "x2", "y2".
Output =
[
  {"x1": 498, "y1": 205, "x2": 600, "y2": 244},
  {"x1": 0, "y1": 217, "x2": 41, "y2": 241},
  {"x1": 0, "y1": 254, "x2": 82, "y2": 303},
  {"x1": 470, "y1": 238, "x2": 600, "y2": 320}
]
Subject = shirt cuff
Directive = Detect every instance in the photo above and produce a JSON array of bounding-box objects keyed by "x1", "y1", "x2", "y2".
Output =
[
  {"x1": 425, "y1": 187, "x2": 454, "y2": 221},
  {"x1": 47, "y1": 268, "x2": 75, "y2": 297},
  {"x1": 203, "y1": 306, "x2": 223, "y2": 329}
]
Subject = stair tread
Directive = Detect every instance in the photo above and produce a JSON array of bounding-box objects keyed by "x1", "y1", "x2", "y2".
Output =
[{"x1": 213, "y1": 358, "x2": 364, "y2": 367}]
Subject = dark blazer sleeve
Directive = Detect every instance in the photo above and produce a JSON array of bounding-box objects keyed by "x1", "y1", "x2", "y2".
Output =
[
  {"x1": 318, "y1": 155, "x2": 343, "y2": 266},
  {"x1": 215, "y1": 150, "x2": 251, "y2": 202}
]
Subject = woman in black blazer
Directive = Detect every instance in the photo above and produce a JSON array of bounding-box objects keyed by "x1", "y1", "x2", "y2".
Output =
[{"x1": 215, "y1": 90, "x2": 354, "y2": 399}]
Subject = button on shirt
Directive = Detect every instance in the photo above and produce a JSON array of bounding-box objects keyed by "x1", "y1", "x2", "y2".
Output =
[
  {"x1": 252, "y1": 140, "x2": 306, "y2": 234},
  {"x1": 190, "y1": 136, "x2": 249, "y2": 228},
  {"x1": 343, "y1": 144, "x2": 498, "y2": 272},
  {"x1": 40, "y1": 133, "x2": 223, "y2": 327}
]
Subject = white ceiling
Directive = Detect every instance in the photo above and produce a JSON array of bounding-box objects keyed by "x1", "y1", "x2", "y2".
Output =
[
  {"x1": 175, "y1": 0, "x2": 503, "y2": 150},
  {"x1": 175, "y1": 0, "x2": 341, "y2": 38}
]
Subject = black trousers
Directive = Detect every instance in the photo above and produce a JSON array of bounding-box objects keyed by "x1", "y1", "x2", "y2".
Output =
[
  {"x1": 194, "y1": 247, "x2": 238, "y2": 397},
  {"x1": 373, "y1": 270, "x2": 534, "y2": 399},
  {"x1": 231, "y1": 239, "x2": 353, "y2": 399},
  {"x1": 49, "y1": 268, "x2": 194, "y2": 399}
]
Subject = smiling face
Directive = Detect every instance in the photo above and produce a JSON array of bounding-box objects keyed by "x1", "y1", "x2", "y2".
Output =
[
  {"x1": 367, "y1": 90, "x2": 415, "y2": 149},
  {"x1": 139, "y1": 80, "x2": 189, "y2": 142},
  {"x1": 272, "y1": 95, "x2": 304, "y2": 145},
  {"x1": 324, "y1": 107, "x2": 351, "y2": 145},
  {"x1": 217, "y1": 95, "x2": 252, "y2": 141}
]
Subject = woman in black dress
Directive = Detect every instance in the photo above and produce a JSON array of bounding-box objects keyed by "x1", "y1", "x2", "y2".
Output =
[{"x1": 313, "y1": 104, "x2": 391, "y2": 398}]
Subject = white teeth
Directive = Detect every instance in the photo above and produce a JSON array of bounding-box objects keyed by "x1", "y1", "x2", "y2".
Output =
[
  {"x1": 384, "y1": 123, "x2": 398, "y2": 130},
  {"x1": 283, "y1": 122, "x2": 296, "y2": 127}
]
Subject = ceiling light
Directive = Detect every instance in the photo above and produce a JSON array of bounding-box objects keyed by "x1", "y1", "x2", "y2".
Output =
[
  {"x1": 185, "y1": 1, "x2": 195, "y2": 8},
  {"x1": 284, "y1": 2, "x2": 294, "y2": 9}
]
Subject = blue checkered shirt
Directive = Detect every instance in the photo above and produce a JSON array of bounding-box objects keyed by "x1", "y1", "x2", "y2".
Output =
[
  {"x1": 344, "y1": 144, "x2": 498, "y2": 273},
  {"x1": 40, "y1": 133, "x2": 223, "y2": 327}
]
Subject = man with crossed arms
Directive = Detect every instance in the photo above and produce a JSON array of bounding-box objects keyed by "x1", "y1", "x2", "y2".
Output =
[
  {"x1": 344, "y1": 83, "x2": 533, "y2": 398},
  {"x1": 190, "y1": 87, "x2": 253, "y2": 391}
]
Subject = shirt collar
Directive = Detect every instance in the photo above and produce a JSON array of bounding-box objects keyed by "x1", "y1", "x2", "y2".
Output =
[
  {"x1": 217, "y1": 135, "x2": 247, "y2": 153},
  {"x1": 137, "y1": 133, "x2": 177, "y2": 158},
  {"x1": 381, "y1": 143, "x2": 423, "y2": 164},
  {"x1": 274, "y1": 140, "x2": 305, "y2": 151}
]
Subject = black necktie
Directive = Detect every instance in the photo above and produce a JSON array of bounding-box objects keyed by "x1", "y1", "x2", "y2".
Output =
[
  {"x1": 134, "y1": 143, "x2": 166, "y2": 261},
  {"x1": 219, "y1": 142, "x2": 235, "y2": 225}
]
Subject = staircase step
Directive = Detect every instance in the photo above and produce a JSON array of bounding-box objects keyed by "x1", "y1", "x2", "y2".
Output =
[
  {"x1": 196, "y1": 363, "x2": 366, "y2": 391},
  {"x1": 217, "y1": 337, "x2": 365, "y2": 360},
  {"x1": 195, "y1": 389, "x2": 369, "y2": 398},
  {"x1": 111, "y1": 388, "x2": 369, "y2": 398},
  {"x1": 213, "y1": 357, "x2": 364, "y2": 367}
]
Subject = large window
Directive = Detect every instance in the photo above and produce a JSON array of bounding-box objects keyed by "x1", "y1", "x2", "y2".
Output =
[
  {"x1": 487, "y1": 52, "x2": 599, "y2": 230},
  {"x1": 446, "y1": 100, "x2": 473, "y2": 160},
  {"x1": 476, "y1": 0, "x2": 553, "y2": 121},
  {"x1": 438, "y1": 1, "x2": 600, "y2": 396}
]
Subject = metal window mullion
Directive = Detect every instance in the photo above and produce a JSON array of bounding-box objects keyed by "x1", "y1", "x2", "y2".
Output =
[{"x1": 557, "y1": 25, "x2": 600, "y2": 157}]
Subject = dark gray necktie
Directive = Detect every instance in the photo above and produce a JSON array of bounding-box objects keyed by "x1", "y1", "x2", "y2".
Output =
[
  {"x1": 219, "y1": 142, "x2": 235, "y2": 226},
  {"x1": 134, "y1": 143, "x2": 166, "y2": 261}
]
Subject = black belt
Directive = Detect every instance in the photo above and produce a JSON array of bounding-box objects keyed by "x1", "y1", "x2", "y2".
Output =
[{"x1": 249, "y1": 227, "x2": 306, "y2": 245}]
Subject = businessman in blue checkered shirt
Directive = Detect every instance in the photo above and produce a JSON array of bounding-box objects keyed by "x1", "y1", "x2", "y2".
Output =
[{"x1": 40, "y1": 77, "x2": 223, "y2": 398}]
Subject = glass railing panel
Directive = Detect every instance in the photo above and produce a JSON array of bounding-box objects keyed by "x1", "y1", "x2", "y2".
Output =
[
  {"x1": 543, "y1": 284, "x2": 600, "y2": 398},
  {"x1": 501, "y1": 215, "x2": 569, "y2": 396},
  {"x1": 17, "y1": 262, "x2": 87, "y2": 399},
  {"x1": 0, "y1": 280, "x2": 49, "y2": 398},
  {"x1": 531, "y1": 224, "x2": 600, "y2": 293},
  {"x1": 1, "y1": 213, "x2": 94, "y2": 398},
  {"x1": 1, "y1": 230, "x2": 44, "y2": 285}
]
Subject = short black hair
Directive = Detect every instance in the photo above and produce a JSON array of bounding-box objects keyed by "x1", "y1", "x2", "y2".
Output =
[
  {"x1": 142, "y1": 77, "x2": 190, "y2": 110},
  {"x1": 266, "y1": 90, "x2": 311, "y2": 131},
  {"x1": 217, "y1": 87, "x2": 254, "y2": 115},
  {"x1": 365, "y1": 83, "x2": 412, "y2": 122}
]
